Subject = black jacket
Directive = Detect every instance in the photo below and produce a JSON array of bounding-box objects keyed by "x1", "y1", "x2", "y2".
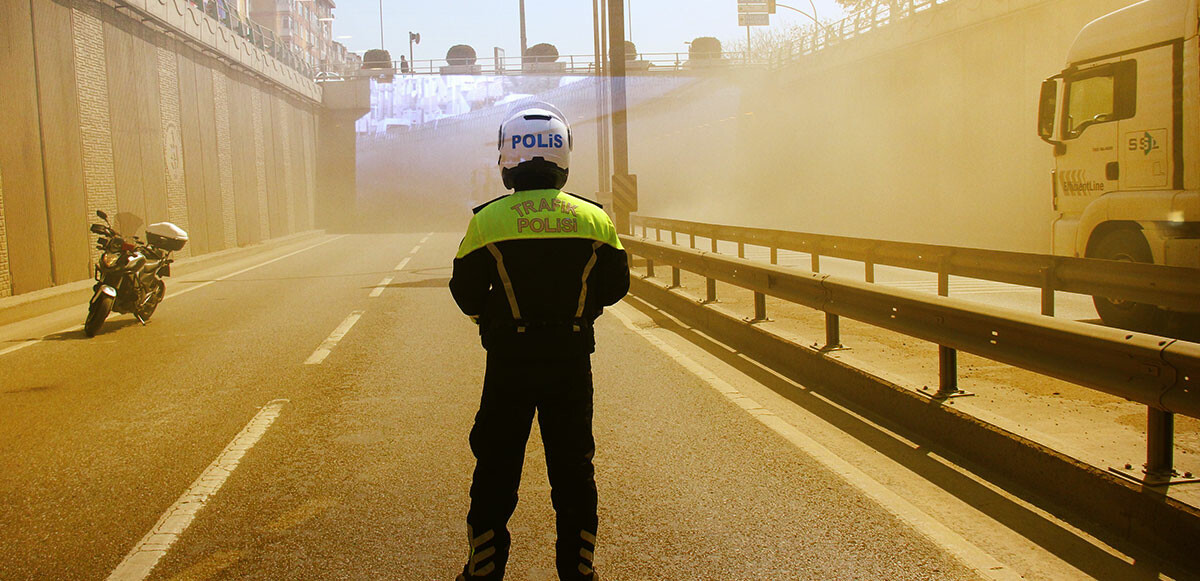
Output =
[{"x1": 450, "y1": 190, "x2": 630, "y2": 354}]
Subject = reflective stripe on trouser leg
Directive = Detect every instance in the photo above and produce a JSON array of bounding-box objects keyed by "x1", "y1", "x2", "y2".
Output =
[
  {"x1": 578, "y1": 528, "x2": 596, "y2": 575},
  {"x1": 486, "y1": 244, "x2": 523, "y2": 330},
  {"x1": 467, "y1": 526, "x2": 497, "y2": 577}
]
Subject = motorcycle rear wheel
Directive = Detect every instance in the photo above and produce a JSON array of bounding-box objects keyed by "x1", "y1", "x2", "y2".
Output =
[
  {"x1": 137, "y1": 280, "x2": 166, "y2": 322},
  {"x1": 84, "y1": 295, "x2": 114, "y2": 337}
]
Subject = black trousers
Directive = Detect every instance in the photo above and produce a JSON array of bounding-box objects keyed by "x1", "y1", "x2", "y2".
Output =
[{"x1": 462, "y1": 351, "x2": 598, "y2": 580}]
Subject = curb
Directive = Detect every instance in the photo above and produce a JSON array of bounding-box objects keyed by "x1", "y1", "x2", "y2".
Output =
[{"x1": 0, "y1": 230, "x2": 325, "y2": 328}]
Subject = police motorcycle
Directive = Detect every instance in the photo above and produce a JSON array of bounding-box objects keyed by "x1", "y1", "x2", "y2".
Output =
[{"x1": 85, "y1": 210, "x2": 188, "y2": 337}]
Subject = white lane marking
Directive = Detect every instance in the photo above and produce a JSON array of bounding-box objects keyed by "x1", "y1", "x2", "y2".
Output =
[
  {"x1": 420, "y1": 233, "x2": 432, "y2": 244},
  {"x1": 369, "y1": 277, "x2": 393, "y2": 298},
  {"x1": 609, "y1": 305, "x2": 1020, "y2": 581},
  {"x1": 408, "y1": 245, "x2": 422, "y2": 255},
  {"x1": 394, "y1": 257, "x2": 412, "y2": 272},
  {"x1": 0, "y1": 339, "x2": 41, "y2": 357},
  {"x1": 106, "y1": 399, "x2": 288, "y2": 581},
  {"x1": 0, "y1": 236, "x2": 347, "y2": 359},
  {"x1": 304, "y1": 311, "x2": 363, "y2": 365},
  {"x1": 167, "y1": 235, "x2": 347, "y2": 300}
]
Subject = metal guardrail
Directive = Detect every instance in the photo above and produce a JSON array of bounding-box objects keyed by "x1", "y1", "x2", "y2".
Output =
[
  {"x1": 631, "y1": 216, "x2": 1200, "y2": 315},
  {"x1": 620, "y1": 233, "x2": 1200, "y2": 485}
]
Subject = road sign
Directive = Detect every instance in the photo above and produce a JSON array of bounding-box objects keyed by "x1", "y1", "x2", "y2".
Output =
[
  {"x1": 738, "y1": 13, "x2": 769, "y2": 26},
  {"x1": 738, "y1": 4, "x2": 768, "y2": 13}
]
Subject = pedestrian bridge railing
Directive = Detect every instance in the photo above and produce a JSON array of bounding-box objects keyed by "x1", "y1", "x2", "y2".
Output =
[{"x1": 618, "y1": 226, "x2": 1200, "y2": 485}]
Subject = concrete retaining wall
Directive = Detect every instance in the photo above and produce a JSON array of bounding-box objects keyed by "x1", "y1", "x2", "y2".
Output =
[
  {"x1": 0, "y1": 0, "x2": 319, "y2": 297},
  {"x1": 636, "y1": 0, "x2": 1140, "y2": 252}
]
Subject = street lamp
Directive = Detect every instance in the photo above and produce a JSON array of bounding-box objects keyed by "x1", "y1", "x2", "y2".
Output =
[
  {"x1": 776, "y1": 2, "x2": 827, "y2": 29},
  {"x1": 377, "y1": 0, "x2": 384, "y2": 47},
  {"x1": 519, "y1": 0, "x2": 528, "y2": 59},
  {"x1": 409, "y1": 31, "x2": 421, "y2": 72}
]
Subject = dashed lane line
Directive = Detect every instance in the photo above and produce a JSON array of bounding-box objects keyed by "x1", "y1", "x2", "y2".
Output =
[
  {"x1": 0, "y1": 235, "x2": 347, "y2": 359},
  {"x1": 165, "y1": 235, "x2": 347, "y2": 301},
  {"x1": 106, "y1": 399, "x2": 288, "y2": 581},
  {"x1": 395, "y1": 236, "x2": 429, "y2": 271},
  {"x1": 609, "y1": 304, "x2": 1021, "y2": 581},
  {"x1": 304, "y1": 311, "x2": 364, "y2": 365},
  {"x1": 369, "y1": 277, "x2": 393, "y2": 298}
]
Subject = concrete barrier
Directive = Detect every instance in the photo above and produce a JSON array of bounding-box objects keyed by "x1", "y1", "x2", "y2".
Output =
[{"x1": 0, "y1": 0, "x2": 320, "y2": 299}]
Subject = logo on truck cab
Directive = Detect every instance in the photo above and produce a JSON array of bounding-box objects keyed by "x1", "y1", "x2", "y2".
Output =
[
  {"x1": 1059, "y1": 169, "x2": 1105, "y2": 195},
  {"x1": 1128, "y1": 131, "x2": 1162, "y2": 156}
]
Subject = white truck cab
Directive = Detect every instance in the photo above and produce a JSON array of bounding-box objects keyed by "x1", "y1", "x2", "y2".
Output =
[{"x1": 1037, "y1": 0, "x2": 1200, "y2": 327}]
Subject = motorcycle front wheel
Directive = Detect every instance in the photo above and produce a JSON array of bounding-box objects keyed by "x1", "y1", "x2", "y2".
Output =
[{"x1": 84, "y1": 294, "x2": 114, "y2": 337}]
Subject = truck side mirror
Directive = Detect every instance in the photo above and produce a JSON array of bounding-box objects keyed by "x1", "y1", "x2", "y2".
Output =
[{"x1": 1037, "y1": 79, "x2": 1059, "y2": 142}]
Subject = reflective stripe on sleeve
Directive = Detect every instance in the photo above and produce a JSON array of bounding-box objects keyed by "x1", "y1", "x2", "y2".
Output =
[
  {"x1": 574, "y1": 241, "x2": 603, "y2": 320},
  {"x1": 486, "y1": 244, "x2": 523, "y2": 322}
]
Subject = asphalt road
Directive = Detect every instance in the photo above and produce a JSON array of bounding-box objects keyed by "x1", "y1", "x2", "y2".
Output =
[{"x1": 0, "y1": 232, "x2": 1100, "y2": 580}]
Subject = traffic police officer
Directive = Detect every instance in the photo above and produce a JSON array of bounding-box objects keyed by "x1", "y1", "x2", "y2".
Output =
[{"x1": 450, "y1": 104, "x2": 629, "y2": 581}]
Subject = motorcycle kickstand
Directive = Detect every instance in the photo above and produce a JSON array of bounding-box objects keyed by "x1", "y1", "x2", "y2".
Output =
[{"x1": 135, "y1": 312, "x2": 147, "y2": 325}]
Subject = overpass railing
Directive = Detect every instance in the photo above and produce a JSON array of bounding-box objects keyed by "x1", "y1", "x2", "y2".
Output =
[
  {"x1": 620, "y1": 226, "x2": 1200, "y2": 485},
  {"x1": 788, "y1": 0, "x2": 954, "y2": 60},
  {"x1": 630, "y1": 215, "x2": 1200, "y2": 316},
  {"x1": 328, "y1": 52, "x2": 765, "y2": 79}
]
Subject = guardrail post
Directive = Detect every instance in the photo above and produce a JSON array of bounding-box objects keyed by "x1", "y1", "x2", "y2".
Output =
[
  {"x1": 1146, "y1": 408, "x2": 1176, "y2": 480},
  {"x1": 711, "y1": 238, "x2": 718, "y2": 253},
  {"x1": 670, "y1": 231, "x2": 676, "y2": 245},
  {"x1": 641, "y1": 224, "x2": 647, "y2": 238},
  {"x1": 689, "y1": 233, "x2": 695, "y2": 249},
  {"x1": 811, "y1": 252, "x2": 820, "y2": 273},
  {"x1": 738, "y1": 289, "x2": 770, "y2": 324},
  {"x1": 927, "y1": 260, "x2": 970, "y2": 399},
  {"x1": 1111, "y1": 407, "x2": 1199, "y2": 485},
  {"x1": 934, "y1": 346, "x2": 961, "y2": 398},
  {"x1": 1040, "y1": 266, "x2": 1055, "y2": 317},
  {"x1": 865, "y1": 261, "x2": 875, "y2": 283},
  {"x1": 737, "y1": 242, "x2": 745, "y2": 258},
  {"x1": 656, "y1": 228, "x2": 662, "y2": 242},
  {"x1": 770, "y1": 247, "x2": 778, "y2": 265},
  {"x1": 704, "y1": 277, "x2": 717, "y2": 303},
  {"x1": 671, "y1": 266, "x2": 681, "y2": 288},
  {"x1": 821, "y1": 313, "x2": 843, "y2": 351},
  {"x1": 646, "y1": 258, "x2": 655, "y2": 278},
  {"x1": 938, "y1": 259, "x2": 950, "y2": 297}
]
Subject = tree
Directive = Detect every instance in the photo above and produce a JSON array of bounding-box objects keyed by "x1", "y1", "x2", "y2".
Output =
[
  {"x1": 446, "y1": 45, "x2": 477, "y2": 66},
  {"x1": 523, "y1": 42, "x2": 559, "y2": 64},
  {"x1": 689, "y1": 37, "x2": 722, "y2": 60},
  {"x1": 834, "y1": 0, "x2": 902, "y2": 16}
]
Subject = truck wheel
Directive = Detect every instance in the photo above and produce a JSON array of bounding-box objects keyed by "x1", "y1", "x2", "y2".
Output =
[{"x1": 1089, "y1": 228, "x2": 1164, "y2": 332}]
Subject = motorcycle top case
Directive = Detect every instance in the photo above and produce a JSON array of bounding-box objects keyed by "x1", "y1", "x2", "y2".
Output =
[{"x1": 146, "y1": 222, "x2": 188, "y2": 252}]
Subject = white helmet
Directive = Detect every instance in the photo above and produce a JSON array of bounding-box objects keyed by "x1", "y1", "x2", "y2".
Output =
[{"x1": 497, "y1": 104, "x2": 572, "y2": 189}]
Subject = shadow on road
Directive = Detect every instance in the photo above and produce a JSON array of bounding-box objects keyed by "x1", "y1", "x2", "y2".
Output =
[
  {"x1": 622, "y1": 294, "x2": 1183, "y2": 580},
  {"x1": 378, "y1": 278, "x2": 451, "y2": 290},
  {"x1": 48, "y1": 318, "x2": 141, "y2": 340}
]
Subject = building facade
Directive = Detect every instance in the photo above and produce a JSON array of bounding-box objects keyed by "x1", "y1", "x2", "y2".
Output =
[{"x1": 249, "y1": 0, "x2": 345, "y2": 71}]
